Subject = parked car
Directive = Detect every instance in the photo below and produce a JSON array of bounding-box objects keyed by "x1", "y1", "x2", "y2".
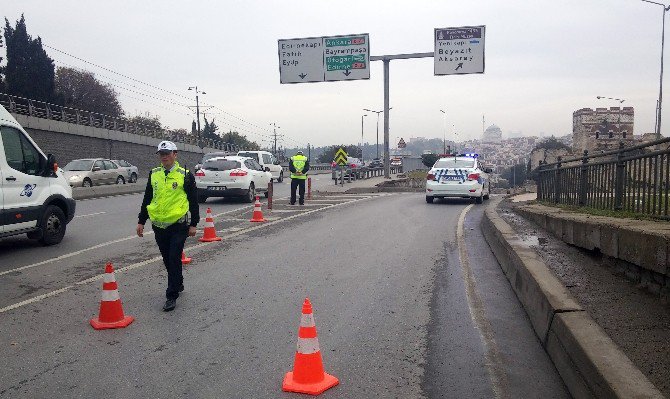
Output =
[
  {"x1": 63, "y1": 158, "x2": 127, "y2": 187},
  {"x1": 112, "y1": 159, "x2": 138, "y2": 183},
  {"x1": 0, "y1": 104, "x2": 76, "y2": 245},
  {"x1": 368, "y1": 158, "x2": 383, "y2": 168},
  {"x1": 195, "y1": 156, "x2": 272, "y2": 203},
  {"x1": 237, "y1": 150, "x2": 284, "y2": 182},
  {"x1": 331, "y1": 156, "x2": 364, "y2": 180},
  {"x1": 425, "y1": 154, "x2": 492, "y2": 204}
]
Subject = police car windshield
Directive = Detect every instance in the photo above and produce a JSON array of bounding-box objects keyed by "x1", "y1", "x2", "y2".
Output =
[
  {"x1": 434, "y1": 158, "x2": 475, "y2": 169},
  {"x1": 203, "y1": 160, "x2": 241, "y2": 171},
  {"x1": 237, "y1": 152, "x2": 259, "y2": 162},
  {"x1": 64, "y1": 159, "x2": 94, "y2": 171}
]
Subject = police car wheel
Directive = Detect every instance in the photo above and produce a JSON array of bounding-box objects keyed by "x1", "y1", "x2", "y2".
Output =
[
  {"x1": 475, "y1": 194, "x2": 483, "y2": 204},
  {"x1": 38, "y1": 205, "x2": 66, "y2": 246},
  {"x1": 426, "y1": 196, "x2": 434, "y2": 204}
]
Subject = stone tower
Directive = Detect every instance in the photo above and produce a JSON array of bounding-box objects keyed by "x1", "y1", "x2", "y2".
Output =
[{"x1": 572, "y1": 107, "x2": 634, "y2": 152}]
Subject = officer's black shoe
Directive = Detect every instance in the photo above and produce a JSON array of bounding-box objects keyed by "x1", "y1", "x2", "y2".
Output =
[
  {"x1": 163, "y1": 298, "x2": 176, "y2": 312},
  {"x1": 179, "y1": 284, "x2": 184, "y2": 292},
  {"x1": 299, "y1": 202, "x2": 304, "y2": 205},
  {"x1": 290, "y1": 202, "x2": 295, "y2": 205}
]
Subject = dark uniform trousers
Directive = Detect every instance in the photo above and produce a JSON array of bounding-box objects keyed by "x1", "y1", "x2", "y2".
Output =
[
  {"x1": 152, "y1": 221, "x2": 188, "y2": 300},
  {"x1": 290, "y1": 179, "x2": 306, "y2": 205}
]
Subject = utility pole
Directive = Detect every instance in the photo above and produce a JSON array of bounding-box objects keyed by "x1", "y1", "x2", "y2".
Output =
[
  {"x1": 642, "y1": 0, "x2": 670, "y2": 136},
  {"x1": 440, "y1": 109, "x2": 447, "y2": 154},
  {"x1": 188, "y1": 86, "x2": 205, "y2": 148},
  {"x1": 361, "y1": 114, "x2": 367, "y2": 161},
  {"x1": 270, "y1": 122, "x2": 280, "y2": 155},
  {"x1": 308, "y1": 143, "x2": 311, "y2": 160}
]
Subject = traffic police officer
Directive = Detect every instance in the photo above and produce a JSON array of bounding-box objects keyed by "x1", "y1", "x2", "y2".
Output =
[
  {"x1": 289, "y1": 150, "x2": 310, "y2": 205},
  {"x1": 136, "y1": 140, "x2": 199, "y2": 311}
]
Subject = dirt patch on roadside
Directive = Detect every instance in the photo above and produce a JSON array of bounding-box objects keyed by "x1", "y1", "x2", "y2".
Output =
[{"x1": 496, "y1": 198, "x2": 670, "y2": 397}]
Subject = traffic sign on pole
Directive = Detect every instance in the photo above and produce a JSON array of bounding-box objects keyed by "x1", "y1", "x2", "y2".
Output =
[
  {"x1": 278, "y1": 34, "x2": 370, "y2": 84},
  {"x1": 434, "y1": 26, "x2": 485, "y2": 76},
  {"x1": 334, "y1": 147, "x2": 348, "y2": 166}
]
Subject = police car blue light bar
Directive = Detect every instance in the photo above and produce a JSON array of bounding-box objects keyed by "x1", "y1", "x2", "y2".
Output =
[{"x1": 459, "y1": 153, "x2": 479, "y2": 158}]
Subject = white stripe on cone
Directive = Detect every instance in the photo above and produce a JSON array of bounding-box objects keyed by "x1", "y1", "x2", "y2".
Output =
[
  {"x1": 103, "y1": 273, "x2": 116, "y2": 283},
  {"x1": 300, "y1": 314, "x2": 315, "y2": 327},
  {"x1": 101, "y1": 289, "x2": 121, "y2": 302},
  {"x1": 297, "y1": 337, "x2": 320, "y2": 354}
]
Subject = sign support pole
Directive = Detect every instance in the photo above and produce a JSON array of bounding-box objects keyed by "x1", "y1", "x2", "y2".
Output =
[{"x1": 371, "y1": 52, "x2": 434, "y2": 179}]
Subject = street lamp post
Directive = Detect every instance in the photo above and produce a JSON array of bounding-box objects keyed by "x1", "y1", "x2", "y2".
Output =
[
  {"x1": 642, "y1": 0, "x2": 670, "y2": 136},
  {"x1": 363, "y1": 108, "x2": 392, "y2": 160},
  {"x1": 440, "y1": 109, "x2": 447, "y2": 154},
  {"x1": 361, "y1": 114, "x2": 367, "y2": 160},
  {"x1": 188, "y1": 86, "x2": 206, "y2": 148}
]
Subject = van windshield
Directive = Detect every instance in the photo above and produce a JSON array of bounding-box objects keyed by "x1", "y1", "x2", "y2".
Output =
[
  {"x1": 238, "y1": 152, "x2": 259, "y2": 162},
  {"x1": 64, "y1": 160, "x2": 94, "y2": 171},
  {"x1": 203, "y1": 160, "x2": 241, "y2": 171}
]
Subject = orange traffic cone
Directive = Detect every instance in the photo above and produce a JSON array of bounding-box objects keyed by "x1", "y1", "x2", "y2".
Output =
[
  {"x1": 181, "y1": 251, "x2": 192, "y2": 265},
  {"x1": 199, "y1": 208, "x2": 222, "y2": 242},
  {"x1": 90, "y1": 262, "x2": 134, "y2": 330},
  {"x1": 250, "y1": 196, "x2": 266, "y2": 223},
  {"x1": 282, "y1": 298, "x2": 339, "y2": 395}
]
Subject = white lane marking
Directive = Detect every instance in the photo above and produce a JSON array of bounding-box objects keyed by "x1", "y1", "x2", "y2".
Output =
[
  {"x1": 0, "y1": 200, "x2": 287, "y2": 277},
  {"x1": 0, "y1": 195, "x2": 376, "y2": 314},
  {"x1": 74, "y1": 212, "x2": 107, "y2": 219},
  {"x1": 456, "y1": 205, "x2": 510, "y2": 399},
  {"x1": 0, "y1": 233, "x2": 153, "y2": 277}
]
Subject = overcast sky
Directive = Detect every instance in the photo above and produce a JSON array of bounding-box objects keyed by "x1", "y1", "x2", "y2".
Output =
[{"x1": 3, "y1": 0, "x2": 668, "y2": 147}]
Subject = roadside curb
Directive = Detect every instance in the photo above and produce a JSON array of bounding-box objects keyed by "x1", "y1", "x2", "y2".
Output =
[{"x1": 481, "y1": 198, "x2": 664, "y2": 398}]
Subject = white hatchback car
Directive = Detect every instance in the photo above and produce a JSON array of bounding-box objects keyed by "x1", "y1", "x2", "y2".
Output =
[
  {"x1": 425, "y1": 154, "x2": 491, "y2": 204},
  {"x1": 195, "y1": 156, "x2": 271, "y2": 203}
]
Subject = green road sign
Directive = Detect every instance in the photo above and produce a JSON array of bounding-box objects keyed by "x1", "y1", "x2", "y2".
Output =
[
  {"x1": 325, "y1": 54, "x2": 367, "y2": 71},
  {"x1": 334, "y1": 148, "x2": 348, "y2": 166}
]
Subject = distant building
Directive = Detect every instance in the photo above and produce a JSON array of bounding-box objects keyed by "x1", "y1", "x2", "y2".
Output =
[
  {"x1": 482, "y1": 125, "x2": 503, "y2": 143},
  {"x1": 572, "y1": 107, "x2": 634, "y2": 152}
]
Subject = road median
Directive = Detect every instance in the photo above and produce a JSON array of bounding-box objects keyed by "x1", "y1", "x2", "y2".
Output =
[
  {"x1": 481, "y1": 198, "x2": 664, "y2": 398},
  {"x1": 73, "y1": 179, "x2": 147, "y2": 200}
]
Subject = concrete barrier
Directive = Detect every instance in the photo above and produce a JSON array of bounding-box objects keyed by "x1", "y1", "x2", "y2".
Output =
[
  {"x1": 73, "y1": 180, "x2": 146, "y2": 200},
  {"x1": 482, "y1": 200, "x2": 664, "y2": 398}
]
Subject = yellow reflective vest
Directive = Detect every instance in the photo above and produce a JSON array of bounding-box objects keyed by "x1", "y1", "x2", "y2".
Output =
[
  {"x1": 146, "y1": 162, "x2": 190, "y2": 228},
  {"x1": 291, "y1": 155, "x2": 308, "y2": 180}
]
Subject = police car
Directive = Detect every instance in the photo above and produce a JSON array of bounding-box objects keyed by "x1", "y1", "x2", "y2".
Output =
[{"x1": 425, "y1": 154, "x2": 492, "y2": 204}]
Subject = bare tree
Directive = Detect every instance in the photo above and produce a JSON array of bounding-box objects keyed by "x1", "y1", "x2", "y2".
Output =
[{"x1": 55, "y1": 66, "x2": 123, "y2": 117}]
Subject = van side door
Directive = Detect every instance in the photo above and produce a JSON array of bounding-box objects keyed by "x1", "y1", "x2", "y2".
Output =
[{"x1": 0, "y1": 125, "x2": 47, "y2": 232}]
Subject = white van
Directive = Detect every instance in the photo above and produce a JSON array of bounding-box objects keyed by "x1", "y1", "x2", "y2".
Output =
[
  {"x1": 0, "y1": 105, "x2": 76, "y2": 245},
  {"x1": 237, "y1": 150, "x2": 284, "y2": 182}
]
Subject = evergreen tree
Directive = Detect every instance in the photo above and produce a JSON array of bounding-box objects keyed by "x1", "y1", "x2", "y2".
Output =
[
  {"x1": 4, "y1": 15, "x2": 57, "y2": 102},
  {"x1": 0, "y1": 30, "x2": 5, "y2": 91},
  {"x1": 201, "y1": 117, "x2": 221, "y2": 141}
]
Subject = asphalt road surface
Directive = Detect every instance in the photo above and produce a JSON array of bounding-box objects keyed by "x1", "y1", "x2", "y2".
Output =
[{"x1": 0, "y1": 191, "x2": 569, "y2": 398}]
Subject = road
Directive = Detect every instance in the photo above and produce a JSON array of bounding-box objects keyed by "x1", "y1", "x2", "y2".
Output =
[{"x1": 0, "y1": 189, "x2": 569, "y2": 398}]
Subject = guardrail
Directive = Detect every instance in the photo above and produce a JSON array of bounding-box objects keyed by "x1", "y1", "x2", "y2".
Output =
[
  {"x1": 0, "y1": 92, "x2": 250, "y2": 151},
  {"x1": 536, "y1": 136, "x2": 670, "y2": 219}
]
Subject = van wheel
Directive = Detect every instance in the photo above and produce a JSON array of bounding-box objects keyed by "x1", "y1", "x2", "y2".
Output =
[
  {"x1": 82, "y1": 178, "x2": 92, "y2": 188},
  {"x1": 116, "y1": 176, "x2": 125, "y2": 184},
  {"x1": 38, "y1": 205, "x2": 66, "y2": 246}
]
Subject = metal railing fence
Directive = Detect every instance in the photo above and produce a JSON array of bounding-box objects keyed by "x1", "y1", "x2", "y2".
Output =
[
  {"x1": 536, "y1": 137, "x2": 670, "y2": 218},
  {"x1": 0, "y1": 92, "x2": 250, "y2": 152}
]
